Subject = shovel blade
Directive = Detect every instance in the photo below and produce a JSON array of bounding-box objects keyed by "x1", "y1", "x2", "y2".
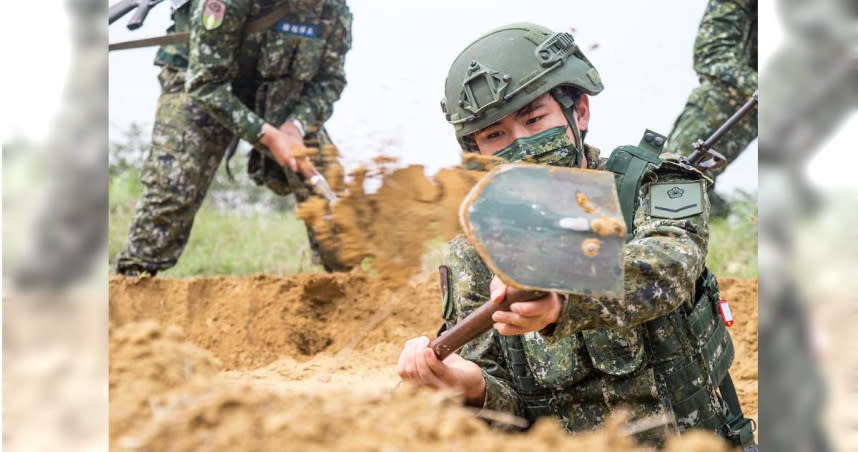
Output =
[{"x1": 461, "y1": 163, "x2": 625, "y2": 298}]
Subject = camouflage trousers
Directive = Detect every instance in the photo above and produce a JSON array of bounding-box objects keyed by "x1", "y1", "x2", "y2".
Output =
[
  {"x1": 114, "y1": 74, "x2": 234, "y2": 275},
  {"x1": 116, "y1": 69, "x2": 349, "y2": 275},
  {"x1": 664, "y1": 78, "x2": 758, "y2": 180}
]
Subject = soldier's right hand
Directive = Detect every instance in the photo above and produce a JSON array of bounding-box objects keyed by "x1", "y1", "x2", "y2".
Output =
[
  {"x1": 260, "y1": 123, "x2": 301, "y2": 172},
  {"x1": 397, "y1": 336, "x2": 486, "y2": 406}
]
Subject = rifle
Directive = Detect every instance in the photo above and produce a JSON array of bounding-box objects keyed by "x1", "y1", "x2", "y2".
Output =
[
  {"x1": 686, "y1": 91, "x2": 758, "y2": 172},
  {"x1": 109, "y1": 0, "x2": 165, "y2": 30}
]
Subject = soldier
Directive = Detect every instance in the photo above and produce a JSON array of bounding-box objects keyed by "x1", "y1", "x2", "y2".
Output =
[
  {"x1": 114, "y1": 0, "x2": 352, "y2": 276},
  {"x1": 397, "y1": 23, "x2": 756, "y2": 449},
  {"x1": 664, "y1": 0, "x2": 758, "y2": 217},
  {"x1": 12, "y1": 0, "x2": 108, "y2": 289}
]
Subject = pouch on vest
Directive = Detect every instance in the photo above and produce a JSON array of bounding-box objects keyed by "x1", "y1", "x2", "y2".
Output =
[
  {"x1": 582, "y1": 327, "x2": 645, "y2": 377},
  {"x1": 605, "y1": 130, "x2": 665, "y2": 238},
  {"x1": 520, "y1": 331, "x2": 589, "y2": 389},
  {"x1": 248, "y1": 149, "x2": 294, "y2": 196},
  {"x1": 688, "y1": 268, "x2": 734, "y2": 387}
]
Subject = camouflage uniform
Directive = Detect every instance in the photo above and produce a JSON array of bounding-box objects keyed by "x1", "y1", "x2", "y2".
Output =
[
  {"x1": 442, "y1": 147, "x2": 734, "y2": 447},
  {"x1": 664, "y1": 0, "x2": 758, "y2": 179},
  {"x1": 115, "y1": 0, "x2": 352, "y2": 275}
]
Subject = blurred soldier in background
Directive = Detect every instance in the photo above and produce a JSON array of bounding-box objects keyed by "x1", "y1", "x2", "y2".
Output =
[
  {"x1": 114, "y1": 0, "x2": 352, "y2": 277},
  {"x1": 759, "y1": 0, "x2": 857, "y2": 450},
  {"x1": 12, "y1": 0, "x2": 108, "y2": 289},
  {"x1": 665, "y1": 0, "x2": 758, "y2": 217}
]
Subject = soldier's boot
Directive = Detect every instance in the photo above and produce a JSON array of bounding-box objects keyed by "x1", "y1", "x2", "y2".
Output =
[{"x1": 115, "y1": 263, "x2": 159, "y2": 278}]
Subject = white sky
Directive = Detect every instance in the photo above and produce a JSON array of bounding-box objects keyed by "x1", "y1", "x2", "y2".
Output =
[
  {"x1": 8, "y1": 1, "x2": 855, "y2": 191},
  {"x1": 2, "y1": 2, "x2": 71, "y2": 142},
  {"x1": 107, "y1": 0, "x2": 762, "y2": 194}
]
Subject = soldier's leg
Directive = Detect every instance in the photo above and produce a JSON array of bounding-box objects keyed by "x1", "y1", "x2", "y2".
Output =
[
  {"x1": 114, "y1": 89, "x2": 233, "y2": 275},
  {"x1": 665, "y1": 80, "x2": 758, "y2": 217},
  {"x1": 666, "y1": 0, "x2": 758, "y2": 192},
  {"x1": 665, "y1": 79, "x2": 758, "y2": 176}
]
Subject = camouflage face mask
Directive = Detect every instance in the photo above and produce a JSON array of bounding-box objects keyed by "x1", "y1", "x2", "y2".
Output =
[{"x1": 493, "y1": 126, "x2": 581, "y2": 167}]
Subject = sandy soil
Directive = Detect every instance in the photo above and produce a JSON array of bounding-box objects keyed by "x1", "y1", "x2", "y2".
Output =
[
  {"x1": 108, "y1": 273, "x2": 757, "y2": 451},
  {"x1": 816, "y1": 296, "x2": 858, "y2": 451}
]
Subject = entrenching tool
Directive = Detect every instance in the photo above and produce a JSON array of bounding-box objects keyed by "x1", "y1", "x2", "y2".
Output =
[
  {"x1": 294, "y1": 155, "x2": 338, "y2": 203},
  {"x1": 430, "y1": 163, "x2": 626, "y2": 359}
]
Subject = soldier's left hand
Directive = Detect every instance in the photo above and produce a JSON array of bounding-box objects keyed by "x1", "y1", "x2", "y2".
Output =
[{"x1": 489, "y1": 276, "x2": 565, "y2": 335}]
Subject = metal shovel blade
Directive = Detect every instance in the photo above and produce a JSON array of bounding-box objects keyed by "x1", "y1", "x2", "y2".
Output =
[{"x1": 460, "y1": 163, "x2": 626, "y2": 298}]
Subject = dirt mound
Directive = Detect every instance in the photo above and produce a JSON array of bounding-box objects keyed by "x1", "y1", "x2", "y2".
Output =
[
  {"x1": 109, "y1": 273, "x2": 757, "y2": 450},
  {"x1": 719, "y1": 277, "x2": 759, "y2": 420},
  {"x1": 109, "y1": 271, "x2": 441, "y2": 370},
  {"x1": 109, "y1": 321, "x2": 221, "y2": 443}
]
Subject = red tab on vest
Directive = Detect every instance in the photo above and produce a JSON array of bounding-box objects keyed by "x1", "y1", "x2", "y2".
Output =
[{"x1": 718, "y1": 299, "x2": 734, "y2": 327}]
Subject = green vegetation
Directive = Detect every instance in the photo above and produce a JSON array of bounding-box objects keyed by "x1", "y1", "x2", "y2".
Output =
[
  {"x1": 109, "y1": 169, "x2": 323, "y2": 277},
  {"x1": 706, "y1": 191, "x2": 758, "y2": 279}
]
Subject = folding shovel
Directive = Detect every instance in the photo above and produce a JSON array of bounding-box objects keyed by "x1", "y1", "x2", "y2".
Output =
[{"x1": 430, "y1": 163, "x2": 626, "y2": 359}]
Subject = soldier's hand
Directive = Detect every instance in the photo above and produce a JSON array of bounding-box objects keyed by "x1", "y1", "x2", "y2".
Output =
[
  {"x1": 278, "y1": 121, "x2": 304, "y2": 140},
  {"x1": 397, "y1": 336, "x2": 486, "y2": 406},
  {"x1": 260, "y1": 123, "x2": 301, "y2": 172},
  {"x1": 489, "y1": 275, "x2": 564, "y2": 335}
]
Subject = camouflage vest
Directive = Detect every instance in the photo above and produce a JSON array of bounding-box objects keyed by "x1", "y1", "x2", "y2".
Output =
[
  {"x1": 497, "y1": 130, "x2": 739, "y2": 441},
  {"x1": 155, "y1": 0, "x2": 332, "y2": 125}
]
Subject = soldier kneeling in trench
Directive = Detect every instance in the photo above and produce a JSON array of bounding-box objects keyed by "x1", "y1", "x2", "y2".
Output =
[{"x1": 396, "y1": 23, "x2": 756, "y2": 450}]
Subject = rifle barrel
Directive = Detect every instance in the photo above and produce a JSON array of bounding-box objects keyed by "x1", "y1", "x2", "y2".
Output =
[
  {"x1": 109, "y1": 0, "x2": 138, "y2": 25},
  {"x1": 127, "y1": 1, "x2": 152, "y2": 30},
  {"x1": 688, "y1": 91, "x2": 758, "y2": 165}
]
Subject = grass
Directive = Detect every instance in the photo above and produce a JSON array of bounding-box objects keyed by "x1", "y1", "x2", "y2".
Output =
[
  {"x1": 109, "y1": 170, "x2": 323, "y2": 277},
  {"x1": 110, "y1": 169, "x2": 757, "y2": 279},
  {"x1": 706, "y1": 192, "x2": 758, "y2": 279}
]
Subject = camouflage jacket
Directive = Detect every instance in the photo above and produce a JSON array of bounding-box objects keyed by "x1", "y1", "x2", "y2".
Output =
[
  {"x1": 442, "y1": 148, "x2": 715, "y2": 437},
  {"x1": 157, "y1": 0, "x2": 352, "y2": 146},
  {"x1": 693, "y1": 0, "x2": 757, "y2": 97}
]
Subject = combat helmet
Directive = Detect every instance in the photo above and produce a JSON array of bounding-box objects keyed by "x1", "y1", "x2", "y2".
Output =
[{"x1": 441, "y1": 23, "x2": 603, "y2": 153}]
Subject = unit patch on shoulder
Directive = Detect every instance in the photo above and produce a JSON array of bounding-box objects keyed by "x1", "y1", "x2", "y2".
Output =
[
  {"x1": 202, "y1": 0, "x2": 226, "y2": 30},
  {"x1": 649, "y1": 181, "x2": 704, "y2": 219}
]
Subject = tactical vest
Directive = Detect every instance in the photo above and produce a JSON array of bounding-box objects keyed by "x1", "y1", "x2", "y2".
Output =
[{"x1": 495, "y1": 130, "x2": 755, "y2": 446}]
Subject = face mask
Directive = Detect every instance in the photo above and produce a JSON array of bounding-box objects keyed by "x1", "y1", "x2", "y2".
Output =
[{"x1": 493, "y1": 126, "x2": 581, "y2": 167}]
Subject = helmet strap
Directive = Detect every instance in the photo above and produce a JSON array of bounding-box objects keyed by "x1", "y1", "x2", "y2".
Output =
[{"x1": 550, "y1": 89, "x2": 586, "y2": 167}]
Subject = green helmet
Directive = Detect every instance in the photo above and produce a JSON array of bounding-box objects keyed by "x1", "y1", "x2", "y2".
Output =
[{"x1": 441, "y1": 23, "x2": 604, "y2": 151}]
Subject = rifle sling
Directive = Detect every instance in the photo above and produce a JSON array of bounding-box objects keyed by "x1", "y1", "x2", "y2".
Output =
[{"x1": 109, "y1": 3, "x2": 292, "y2": 51}]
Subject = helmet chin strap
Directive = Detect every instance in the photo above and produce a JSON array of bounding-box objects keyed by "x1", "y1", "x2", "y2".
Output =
[{"x1": 550, "y1": 89, "x2": 586, "y2": 167}]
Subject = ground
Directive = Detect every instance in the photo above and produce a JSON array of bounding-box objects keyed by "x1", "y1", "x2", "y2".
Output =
[{"x1": 106, "y1": 272, "x2": 757, "y2": 451}]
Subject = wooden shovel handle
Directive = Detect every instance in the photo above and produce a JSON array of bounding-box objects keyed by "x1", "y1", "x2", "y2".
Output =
[{"x1": 429, "y1": 289, "x2": 544, "y2": 360}]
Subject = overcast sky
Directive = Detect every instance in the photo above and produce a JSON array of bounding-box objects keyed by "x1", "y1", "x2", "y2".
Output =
[{"x1": 105, "y1": 0, "x2": 771, "y2": 194}]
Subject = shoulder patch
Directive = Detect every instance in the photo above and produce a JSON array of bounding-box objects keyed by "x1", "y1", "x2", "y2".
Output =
[
  {"x1": 202, "y1": 0, "x2": 226, "y2": 30},
  {"x1": 649, "y1": 181, "x2": 704, "y2": 219}
]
